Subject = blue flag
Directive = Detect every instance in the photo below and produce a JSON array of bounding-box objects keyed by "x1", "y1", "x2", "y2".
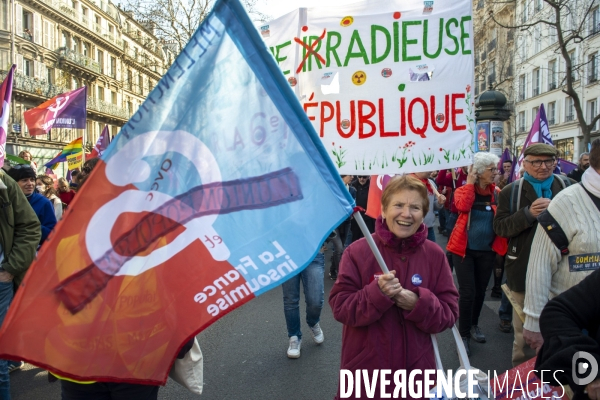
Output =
[{"x1": 0, "y1": 0, "x2": 355, "y2": 385}]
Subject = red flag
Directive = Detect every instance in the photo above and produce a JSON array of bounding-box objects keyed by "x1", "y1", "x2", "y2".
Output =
[
  {"x1": 24, "y1": 87, "x2": 87, "y2": 136},
  {"x1": 89, "y1": 125, "x2": 111, "y2": 159},
  {"x1": 366, "y1": 175, "x2": 394, "y2": 219}
]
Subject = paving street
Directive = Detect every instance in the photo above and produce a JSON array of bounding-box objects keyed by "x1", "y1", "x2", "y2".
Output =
[{"x1": 10, "y1": 221, "x2": 514, "y2": 399}]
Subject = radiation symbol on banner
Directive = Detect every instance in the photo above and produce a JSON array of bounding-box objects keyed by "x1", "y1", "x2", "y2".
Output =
[
  {"x1": 352, "y1": 71, "x2": 367, "y2": 85},
  {"x1": 340, "y1": 16, "x2": 354, "y2": 27}
]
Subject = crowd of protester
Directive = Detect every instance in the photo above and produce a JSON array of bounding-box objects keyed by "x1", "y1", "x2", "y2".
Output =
[{"x1": 3, "y1": 140, "x2": 600, "y2": 399}]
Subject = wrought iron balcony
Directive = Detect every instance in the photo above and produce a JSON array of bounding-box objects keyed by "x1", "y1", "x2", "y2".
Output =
[
  {"x1": 589, "y1": 75, "x2": 598, "y2": 84},
  {"x1": 566, "y1": 114, "x2": 575, "y2": 122},
  {"x1": 87, "y1": 96, "x2": 130, "y2": 120},
  {"x1": 56, "y1": 47, "x2": 102, "y2": 74},
  {"x1": 0, "y1": 70, "x2": 67, "y2": 99},
  {"x1": 548, "y1": 81, "x2": 557, "y2": 90},
  {"x1": 548, "y1": 118, "x2": 555, "y2": 125}
]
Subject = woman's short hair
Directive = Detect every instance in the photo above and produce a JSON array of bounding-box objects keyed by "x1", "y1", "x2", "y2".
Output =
[
  {"x1": 18, "y1": 150, "x2": 31, "y2": 159},
  {"x1": 472, "y1": 152, "x2": 500, "y2": 174},
  {"x1": 58, "y1": 177, "x2": 68, "y2": 185},
  {"x1": 381, "y1": 175, "x2": 430, "y2": 216}
]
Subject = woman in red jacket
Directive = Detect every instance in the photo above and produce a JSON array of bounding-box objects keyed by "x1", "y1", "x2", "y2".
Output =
[
  {"x1": 447, "y1": 152, "x2": 506, "y2": 356},
  {"x1": 329, "y1": 176, "x2": 459, "y2": 399}
]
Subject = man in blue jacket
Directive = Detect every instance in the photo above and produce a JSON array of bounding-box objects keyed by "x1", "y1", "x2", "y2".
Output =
[{"x1": 7, "y1": 164, "x2": 56, "y2": 245}]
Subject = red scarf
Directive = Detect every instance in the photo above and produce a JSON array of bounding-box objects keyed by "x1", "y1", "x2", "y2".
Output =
[
  {"x1": 411, "y1": 174, "x2": 434, "y2": 194},
  {"x1": 474, "y1": 183, "x2": 495, "y2": 197}
]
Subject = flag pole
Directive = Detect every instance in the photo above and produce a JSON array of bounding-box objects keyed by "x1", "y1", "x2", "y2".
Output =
[{"x1": 353, "y1": 211, "x2": 390, "y2": 274}]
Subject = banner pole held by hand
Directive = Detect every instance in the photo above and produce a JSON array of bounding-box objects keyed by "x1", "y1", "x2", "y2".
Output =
[{"x1": 353, "y1": 210, "x2": 389, "y2": 274}]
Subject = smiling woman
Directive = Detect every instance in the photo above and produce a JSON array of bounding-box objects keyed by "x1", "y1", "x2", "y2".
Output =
[{"x1": 329, "y1": 175, "x2": 458, "y2": 399}]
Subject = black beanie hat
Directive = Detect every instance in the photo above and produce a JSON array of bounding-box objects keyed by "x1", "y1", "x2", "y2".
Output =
[{"x1": 7, "y1": 164, "x2": 37, "y2": 182}]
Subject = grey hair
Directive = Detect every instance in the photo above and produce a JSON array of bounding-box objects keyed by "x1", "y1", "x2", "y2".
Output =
[
  {"x1": 473, "y1": 152, "x2": 500, "y2": 174},
  {"x1": 579, "y1": 152, "x2": 589, "y2": 161}
]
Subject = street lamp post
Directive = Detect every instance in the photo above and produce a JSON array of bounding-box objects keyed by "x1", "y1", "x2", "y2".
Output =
[{"x1": 474, "y1": 86, "x2": 512, "y2": 156}]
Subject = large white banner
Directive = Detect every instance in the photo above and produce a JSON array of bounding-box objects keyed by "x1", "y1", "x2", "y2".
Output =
[{"x1": 261, "y1": 0, "x2": 475, "y2": 174}]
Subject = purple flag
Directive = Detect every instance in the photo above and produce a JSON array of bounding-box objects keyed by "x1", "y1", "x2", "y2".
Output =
[
  {"x1": 0, "y1": 65, "x2": 15, "y2": 167},
  {"x1": 514, "y1": 104, "x2": 557, "y2": 180},
  {"x1": 23, "y1": 87, "x2": 87, "y2": 136},
  {"x1": 558, "y1": 158, "x2": 577, "y2": 174}
]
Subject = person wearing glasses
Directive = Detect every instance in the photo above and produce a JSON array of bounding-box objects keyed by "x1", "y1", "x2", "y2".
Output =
[
  {"x1": 493, "y1": 143, "x2": 574, "y2": 367},
  {"x1": 7, "y1": 164, "x2": 57, "y2": 246},
  {"x1": 447, "y1": 152, "x2": 507, "y2": 356}
]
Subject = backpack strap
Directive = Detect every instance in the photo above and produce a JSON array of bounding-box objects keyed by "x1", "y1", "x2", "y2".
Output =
[
  {"x1": 537, "y1": 210, "x2": 570, "y2": 255},
  {"x1": 510, "y1": 179, "x2": 523, "y2": 214},
  {"x1": 553, "y1": 174, "x2": 572, "y2": 189}
]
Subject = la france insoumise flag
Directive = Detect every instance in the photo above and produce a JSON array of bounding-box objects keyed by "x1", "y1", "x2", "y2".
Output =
[
  {"x1": 261, "y1": 0, "x2": 476, "y2": 174},
  {"x1": 0, "y1": 0, "x2": 354, "y2": 385}
]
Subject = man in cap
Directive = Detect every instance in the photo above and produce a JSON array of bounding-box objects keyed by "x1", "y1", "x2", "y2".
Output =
[
  {"x1": 493, "y1": 143, "x2": 573, "y2": 367},
  {"x1": 523, "y1": 139, "x2": 600, "y2": 353}
]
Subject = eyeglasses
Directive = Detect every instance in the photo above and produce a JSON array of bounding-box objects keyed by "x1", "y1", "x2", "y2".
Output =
[
  {"x1": 524, "y1": 159, "x2": 556, "y2": 168},
  {"x1": 485, "y1": 167, "x2": 498, "y2": 173}
]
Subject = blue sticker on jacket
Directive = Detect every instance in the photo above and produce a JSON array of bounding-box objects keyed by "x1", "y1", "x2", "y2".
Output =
[{"x1": 411, "y1": 274, "x2": 423, "y2": 286}]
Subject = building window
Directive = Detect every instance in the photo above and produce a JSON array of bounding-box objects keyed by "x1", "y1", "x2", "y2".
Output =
[
  {"x1": 23, "y1": 58, "x2": 33, "y2": 77},
  {"x1": 568, "y1": 50, "x2": 578, "y2": 81},
  {"x1": 549, "y1": 26, "x2": 557, "y2": 44},
  {"x1": 534, "y1": 0, "x2": 543, "y2": 12},
  {"x1": 589, "y1": 53, "x2": 598, "y2": 83},
  {"x1": 97, "y1": 85, "x2": 104, "y2": 101},
  {"x1": 548, "y1": 101, "x2": 556, "y2": 125},
  {"x1": 47, "y1": 67, "x2": 54, "y2": 83},
  {"x1": 97, "y1": 49, "x2": 103, "y2": 73},
  {"x1": 590, "y1": 7, "x2": 599, "y2": 36},
  {"x1": 533, "y1": 68, "x2": 540, "y2": 96},
  {"x1": 589, "y1": 99, "x2": 598, "y2": 131},
  {"x1": 521, "y1": 0, "x2": 528, "y2": 23},
  {"x1": 548, "y1": 60, "x2": 557, "y2": 90},
  {"x1": 532, "y1": 107, "x2": 539, "y2": 124},
  {"x1": 0, "y1": 0, "x2": 7, "y2": 30},
  {"x1": 534, "y1": 26, "x2": 541, "y2": 53},
  {"x1": 109, "y1": 56, "x2": 116, "y2": 78},
  {"x1": 138, "y1": 74, "x2": 143, "y2": 94},
  {"x1": 518, "y1": 111, "x2": 526, "y2": 132},
  {"x1": 519, "y1": 74, "x2": 526, "y2": 101},
  {"x1": 555, "y1": 138, "x2": 575, "y2": 162},
  {"x1": 111, "y1": 91, "x2": 117, "y2": 105},
  {"x1": 566, "y1": 97, "x2": 575, "y2": 121}
]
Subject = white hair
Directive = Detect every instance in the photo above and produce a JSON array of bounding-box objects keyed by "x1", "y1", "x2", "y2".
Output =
[{"x1": 473, "y1": 152, "x2": 500, "y2": 174}]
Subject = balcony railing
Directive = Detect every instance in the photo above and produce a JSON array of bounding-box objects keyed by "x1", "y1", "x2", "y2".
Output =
[
  {"x1": 124, "y1": 31, "x2": 163, "y2": 58},
  {"x1": 487, "y1": 39, "x2": 497, "y2": 52},
  {"x1": 589, "y1": 75, "x2": 598, "y2": 84},
  {"x1": 87, "y1": 96, "x2": 130, "y2": 120},
  {"x1": 519, "y1": 125, "x2": 526, "y2": 132},
  {"x1": 533, "y1": 87, "x2": 540, "y2": 96},
  {"x1": 548, "y1": 81, "x2": 557, "y2": 90},
  {"x1": 56, "y1": 47, "x2": 102, "y2": 74},
  {"x1": 518, "y1": 93, "x2": 526, "y2": 101},
  {"x1": 548, "y1": 118, "x2": 556, "y2": 125},
  {"x1": 0, "y1": 70, "x2": 67, "y2": 98},
  {"x1": 566, "y1": 114, "x2": 575, "y2": 122}
]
